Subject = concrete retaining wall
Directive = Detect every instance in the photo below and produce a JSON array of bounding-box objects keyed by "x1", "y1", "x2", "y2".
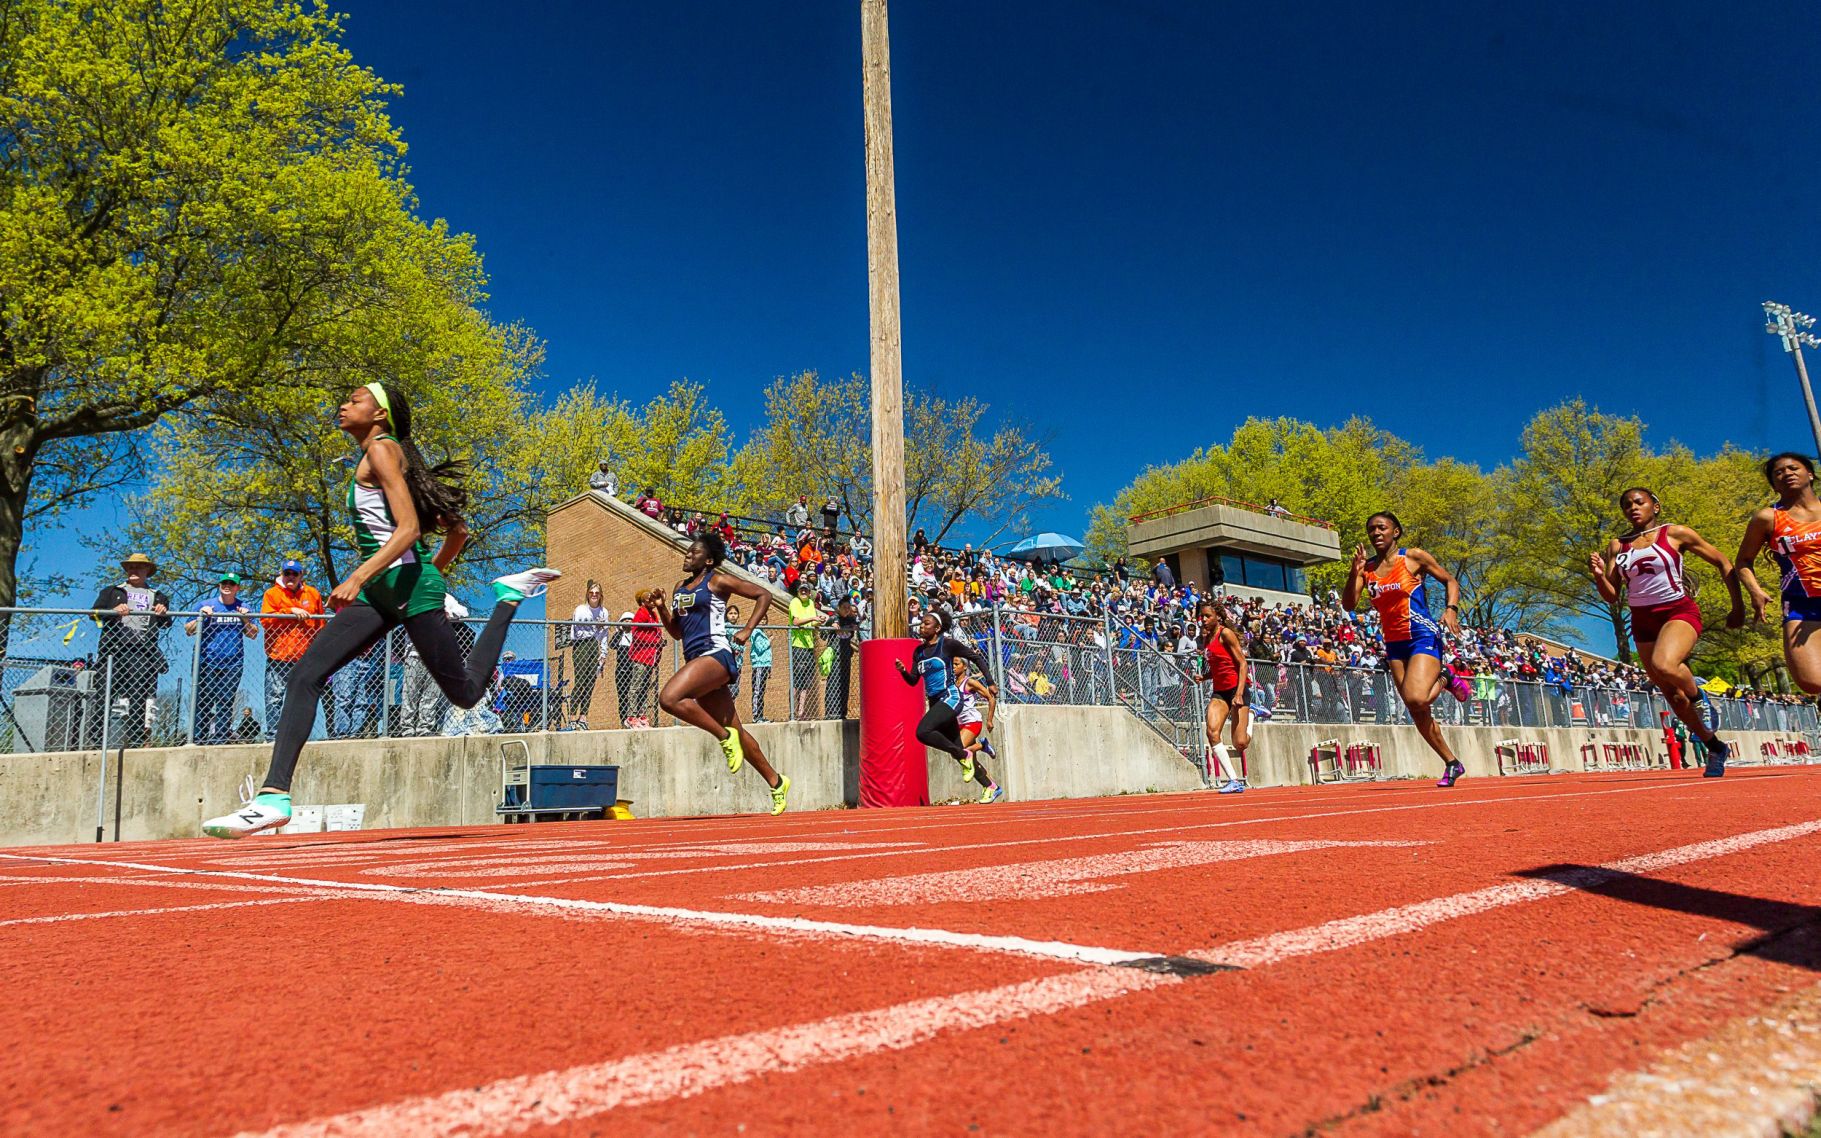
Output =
[
  {"x1": 1, "y1": 708, "x2": 1805, "y2": 847},
  {"x1": 1240, "y1": 721, "x2": 1805, "y2": 785}
]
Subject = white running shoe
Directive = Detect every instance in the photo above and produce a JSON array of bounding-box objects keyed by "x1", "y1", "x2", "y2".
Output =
[
  {"x1": 493, "y1": 567, "x2": 562, "y2": 603},
  {"x1": 203, "y1": 779, "x2": 292, "y2": 839}
]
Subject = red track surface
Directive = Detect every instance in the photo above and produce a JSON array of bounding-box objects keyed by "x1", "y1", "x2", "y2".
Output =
[{"x1": 5, "y1": 768, "x2": 1821, "y2": 1136}]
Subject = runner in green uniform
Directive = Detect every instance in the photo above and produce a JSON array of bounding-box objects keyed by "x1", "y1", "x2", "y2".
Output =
[{"x1": 204, "y1": 382, "x2": 559, "y2": 838}]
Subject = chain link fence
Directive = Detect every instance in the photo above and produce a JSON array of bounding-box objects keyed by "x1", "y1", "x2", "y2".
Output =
[
  {"x1": 0, "y1": 606, "x2": 859, "y2": 754},
  {"x1": 0, "y1": 603, "x2": 1811, "y2": 753}
]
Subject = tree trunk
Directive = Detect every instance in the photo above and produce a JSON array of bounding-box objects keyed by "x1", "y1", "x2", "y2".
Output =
[
  {"x1": 1607, "y1": 599, "x2": 1631, "y2": 664},
  {"x1": 0, "y1": 414, "x2": 40, "y2": 663}
]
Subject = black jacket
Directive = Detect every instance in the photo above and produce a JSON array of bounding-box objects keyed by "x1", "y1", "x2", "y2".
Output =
[{"x1": 93, "y1": 583, "x2": 174, "y2": 666}]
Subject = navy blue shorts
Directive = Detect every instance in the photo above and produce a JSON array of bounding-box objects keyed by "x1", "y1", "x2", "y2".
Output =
[
  {"x1": 692, "y1": 647, "x2": 742, "y2": 687},
  {"x1": 1786, "y1": 594, "x2": 1821, "y2": 623}
]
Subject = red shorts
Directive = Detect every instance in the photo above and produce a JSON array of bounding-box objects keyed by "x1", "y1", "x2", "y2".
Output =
[{"x1": 1631, "y1": 595, "x2": 1702, "y2": 645}]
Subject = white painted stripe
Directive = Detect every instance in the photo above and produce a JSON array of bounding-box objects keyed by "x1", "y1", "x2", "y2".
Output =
[
  {"x1": 0, "y1": 853, "x2": 1158, "y2": 967},
  {"x1": 1527, "y1": 978, "x2": 1821, "y2": 1138},
  {"x1": 0, "y1": 875, "x2": 336, "y2": 896},
  {"x1": 230, "y1": 966, "x2": 1176, "y2": 1138},
  {"x1": 1191, "y1": 818, "x2": 1821, "y2": 968},
  {"x1": 490, "y1": 781, "x2": 1705, "y2": 889},
  {"x1": 0, "y1": 896, "x2": 331, "y2": 927},
  {"x1": 737, "y1": 839, "x2": 1428, "y2": 906},
  {"x1": 358, "y1": 842, "x2": 927, "y2": 880}
]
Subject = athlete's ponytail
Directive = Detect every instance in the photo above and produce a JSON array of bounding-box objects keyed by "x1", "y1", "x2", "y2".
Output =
[{"x1": 371, "y1": 382, "x2": 468, "y2": 532}]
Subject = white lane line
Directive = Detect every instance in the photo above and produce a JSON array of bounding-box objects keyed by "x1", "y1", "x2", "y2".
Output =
[
  {"x1": 489, "y1": 780, "x2": 1708, "y2": 889},
  {"x1": 0, "y1": 853, "x2": 1158, "y2": 967},
  {"x1": 1527, "y1": 978, "x2": 1821, "y2": 1138},
  {"x1": 1190, "y1": 818, "x2": 1821, "y2": 968},
  {"x1": 356, "y1": 842, "x2": 928, "y2": 880},
  {"x1": 15, "y1": 770, "x2": 1741, "y2": 867},
  {"x1": 0, "y1": 875, "x2": 336, "y2": 896},
  {"x1": 229, "y1": 966, "x2": 1176, "y2": 1138},
  {"x1": 737, "y1": 840, "x2": 1429, "y2": 906},
  {"x1": 0, "y1": 896, "x2": 334, "y2": 928},
  {"x1": 46, "y1": 780, "x2": 1695, "y2": 896},
  {"x1": 233, "y1": 818, "x2": 1821, "y2": 1138}
]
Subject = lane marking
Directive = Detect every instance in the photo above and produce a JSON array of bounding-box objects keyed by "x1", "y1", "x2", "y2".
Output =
[
  {"x1": 1190, "y1": 819, "x2": 1821, "y2": 968},
  {"x1": 0, "y1": 853, "x2": 1159, "y2": 967},
  {"x1": 357, "y1": 842, "x2": 927, "y2": 880},
  {"x1": 234, "y1": 819, "x2": 1821, "y2": 1138},
  {"x1": 0, "y1": 896, "x2": 334, "y2": 928},
  {"x1": 18, "y1": 770, "x2": 1773, "y2": 867},
  {"x1": 1528, "y1": 977, "x2": 1821, "y2": 1138},
  {"x1": 485, "y1": 780, "x2": 1719, "y2": 889},
  {"x1": 229, "y1": 966, "x2": 1178, "y2": 1138},
  {"x1": 737, "y1": 839, "x2": 1429, "y2": 906}
]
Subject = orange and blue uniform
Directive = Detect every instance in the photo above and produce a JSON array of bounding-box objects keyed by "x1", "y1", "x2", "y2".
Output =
[
  {"x1": 1365, "y1": 550, "x2": 1442, "y2": 661},
  {"x1": 1770, "y1": 506, "x2": 1821, "y2": 622}
]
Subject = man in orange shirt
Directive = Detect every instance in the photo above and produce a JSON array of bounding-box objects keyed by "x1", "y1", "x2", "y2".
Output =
[{"x1": 260, "y1": 559, "x2": 326, "y2": 739}]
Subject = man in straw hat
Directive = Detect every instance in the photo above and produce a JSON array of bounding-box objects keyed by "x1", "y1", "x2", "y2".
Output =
[{"x1": 91, "y1": 553, "x2": 172, "y2": 747}]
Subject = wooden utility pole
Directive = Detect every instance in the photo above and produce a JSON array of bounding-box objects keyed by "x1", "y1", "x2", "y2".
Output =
[{"x1": 862, "y1": 0, "x2": 908, "y2": 639}]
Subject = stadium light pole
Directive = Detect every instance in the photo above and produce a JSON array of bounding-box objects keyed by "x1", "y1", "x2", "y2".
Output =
[
  {"x1": 862, "y1": 0, "x2": 908, "y2": 640},
  {"x1": 1763, "y1": 300, "x2": 1821, "y2": 458}
]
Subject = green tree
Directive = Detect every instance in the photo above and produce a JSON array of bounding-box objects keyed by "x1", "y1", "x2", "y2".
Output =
[
  {"x1": 536, "y1": 378, "x2": 735, "y2": 509},
  {"x1": 731, "y1": 370, "x2": 1063, "y2": 544},
  {"x1": 1492, "y1": 400, "x2": 1653, "y2": 660},
  {"x1": 0, "y1": 0, "x2": 438, "y2": 613},
  {"x1": 116, "y1": 318, "x2": 546, "y2": 600},
  {"x1": 1086, "y1": 416, "x2": 1419, "y2": 596}
]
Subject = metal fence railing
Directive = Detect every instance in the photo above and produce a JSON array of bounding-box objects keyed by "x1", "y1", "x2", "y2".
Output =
[
  {"x1": 1248, "y1": 661, "x2": 1820, "y2": 735},
  {"x1": 0, "y1": 607, "x2": 859, "y2": 754},
  {"x1": 1, "y1": 603, "x2": 1812, "y2": 754}
]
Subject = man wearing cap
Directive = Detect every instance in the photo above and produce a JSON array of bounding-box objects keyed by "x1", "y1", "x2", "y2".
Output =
[
  {"x1": 184, "y1": 572, "x2": 257, "y2": 745},
  {"x1": 93, "y1": 554, "x2": 173, "y2": 747},
  {"x1": 261, "y1": 559, "x2": 326, "y2": 738},
  {"x1": 587, "y1": 459, "x2": 618, "y2": 496}
]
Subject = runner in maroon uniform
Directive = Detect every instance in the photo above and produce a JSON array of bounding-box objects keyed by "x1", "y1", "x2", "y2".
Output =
[{"x1": 1589, "y1": 486, "x2": 1742, "y2": 777}]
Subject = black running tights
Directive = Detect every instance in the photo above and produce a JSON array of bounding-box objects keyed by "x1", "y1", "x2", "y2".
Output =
[
  {"x1": 261, "y1": 600, "x2": 517, "y2": 793},
  {"x1": 915, "y1": 701, "x2": 991, "y2": 786}
]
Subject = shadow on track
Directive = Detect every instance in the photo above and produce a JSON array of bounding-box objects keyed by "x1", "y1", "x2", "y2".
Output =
[{"x1": 1515, "y1": 863, "x2": 1821, "y2": 971}]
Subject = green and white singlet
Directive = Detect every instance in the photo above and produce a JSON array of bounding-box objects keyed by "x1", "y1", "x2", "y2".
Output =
[{"x1": 348, "y1": 436, "x2": 447, "y2": 618}]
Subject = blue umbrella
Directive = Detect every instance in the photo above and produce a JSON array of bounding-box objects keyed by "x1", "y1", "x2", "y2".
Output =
[{"x1": 1006, "y1": 532, "x2": 1086, "y2": 562}]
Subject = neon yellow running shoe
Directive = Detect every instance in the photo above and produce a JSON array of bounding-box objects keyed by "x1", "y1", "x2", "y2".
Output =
[
  {"x1": 720, "y1": 730, "x2": 745, "y2": 774},
  {"x1": 959, "y1": 751, "x2": 975, "y2": 784},
  {"x1": 769, "y1": 774, "x2": 790, "y2": 816},
  {"x1": 979, "y1": 782, "x2": 1004, "y2": 805}
]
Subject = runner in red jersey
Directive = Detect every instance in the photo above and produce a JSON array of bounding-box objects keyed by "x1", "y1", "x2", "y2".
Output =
[
  {"x1": 1196, "y1": 600, "x2": 1250, "y2": 794},
  {"x1": 1589, "y1": 486, "x2": 1742, "y2": 777},
  {"x1": 1736, "y1": 452, "x2": 1821, "y2": 699}
]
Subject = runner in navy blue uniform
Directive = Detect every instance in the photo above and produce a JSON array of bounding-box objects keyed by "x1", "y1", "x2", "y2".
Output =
[
  {"x1": 654, "y1": 533, "x2": 790, "y2": 815},
  {"x1": 896, "y1": 609, "x2": 1004, "y2": 803}
]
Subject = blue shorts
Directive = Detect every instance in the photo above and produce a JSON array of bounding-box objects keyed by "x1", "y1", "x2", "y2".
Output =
[
  {"x1": 1785, "y1": 594, "x2": 1821, "y2": 623},
  {"x1": 1384, "y1": 628, "x2": 1441, "y2": 663},
  {"x1": 692, "y1": 647, "x2": 742, "y2": 686}
]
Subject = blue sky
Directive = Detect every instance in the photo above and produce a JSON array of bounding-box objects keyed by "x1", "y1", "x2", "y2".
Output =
[{"x1": 32, "y1": 0, "x2": 1821, "y2": 615}]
